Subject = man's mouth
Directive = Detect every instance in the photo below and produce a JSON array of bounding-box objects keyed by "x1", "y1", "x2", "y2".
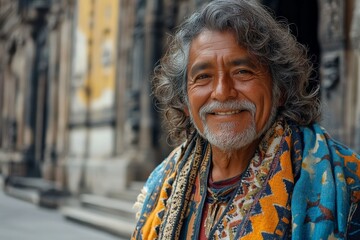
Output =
[{"x1": 210, "y1": 110, "x2": 243, "y2": 115}]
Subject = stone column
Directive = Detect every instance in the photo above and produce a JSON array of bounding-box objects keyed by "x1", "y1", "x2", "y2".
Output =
[
  {"x1": 55, "y1": 3, "x2": 73, "y2": 189},
  {"x1": 115, "y1": 0, "x2": 136, "y2": 155},
  {"x1": 0, "y1": 45, "x2": 3, "y2": 150},
  {"x1": 318, "y1": 0, "x2": 347, "y2": 143},
  {"x1": 33, "y1": 25, "x2": 49, "y2": 178},
  {"x1": 2, "y1": 53, "x2": 16, "y2": 152},
  {"x1": 124, "y1": 0, "x2": 147, "y2": 182},
  {"x1": 348, "y1": 0, "x2": 360, "y2": 151},
  {"x1": 127, "y1": 0, "x2": 145, "y2": 154},
  {"x1": 0, "y1": 6, "x2": 32, "y2": 176},
  {"x1": 42, "y1": 8, "x2": 61, "y2": 181},
  {"x1": 137, "y1": 0, "x2": 163, "y2": 171}
]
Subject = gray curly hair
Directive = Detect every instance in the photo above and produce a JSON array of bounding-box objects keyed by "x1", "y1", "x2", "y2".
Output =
[{"x1": 153, "y1": 0, "x2": 321, "y2": 143}]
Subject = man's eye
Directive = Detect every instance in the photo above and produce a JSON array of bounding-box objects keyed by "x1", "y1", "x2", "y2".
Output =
[
  {"x1": 233, "y1": 69, "x2": 254, "y2": 81},
  {"x1": 235, "y1": 69, "x2": 252, "y2": 75},
  {"x1": 195, "y1": 74, "x2": 211, "y2": 80}
]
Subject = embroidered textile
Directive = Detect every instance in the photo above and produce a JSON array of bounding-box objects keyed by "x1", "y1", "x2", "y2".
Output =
[{"x1": 132, "y1": 119, "x2": 360, "y2": 239}]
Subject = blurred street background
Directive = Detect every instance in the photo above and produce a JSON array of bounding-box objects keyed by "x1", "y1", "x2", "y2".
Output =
[
  {"x1": 0, "y1": 0, "x2": 360, "y2": 239},
  {"x1": 0, "y1": 190, "x2": 124, "y2": 240}
]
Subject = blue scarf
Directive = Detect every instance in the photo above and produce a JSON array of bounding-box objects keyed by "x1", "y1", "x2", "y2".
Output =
[
  {"x1": 292, "y1": 123, "x2": 360, "y2": 239},
  {"x1": 133, "y1": 121, "x2": 360, "y2": 239}
]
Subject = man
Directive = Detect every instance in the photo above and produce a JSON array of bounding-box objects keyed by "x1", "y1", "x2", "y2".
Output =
[{"x1": 132, "y1": 0, "x2": 360, "y2": 239}]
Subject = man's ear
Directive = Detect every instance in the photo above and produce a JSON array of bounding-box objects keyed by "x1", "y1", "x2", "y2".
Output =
[{"x1": 184, "y1": 106, "x2": 190, "y2": 116}]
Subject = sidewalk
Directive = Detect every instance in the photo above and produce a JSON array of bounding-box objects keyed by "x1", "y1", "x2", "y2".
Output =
[{"x1": 0, "y1": 191, "x2": 126, "y2": 240}]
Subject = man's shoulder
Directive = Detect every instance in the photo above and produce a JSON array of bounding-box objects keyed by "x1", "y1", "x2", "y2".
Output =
[
  {"x1": 133, "y1": 143, "x2": 186, "y2": 220},
  {"x1": 144, "y1": 142, "x2": 186, "y2": 188},
  {"x1": 165, "y1": 142, "x2": 187, "y2": 163}
]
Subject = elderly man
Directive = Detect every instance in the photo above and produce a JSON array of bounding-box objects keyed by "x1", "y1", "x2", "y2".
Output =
[{"x1": 132, "y1": 0, "x2": 360, "y2": 239}]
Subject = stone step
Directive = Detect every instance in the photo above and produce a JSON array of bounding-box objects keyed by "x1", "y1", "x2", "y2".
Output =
[
  {"x1": 61, "y1": 191, "x2": 140, "y2": 238},
  {"x1": 7, "y1": 176, "x2": 58, "y2": 191},
  {"x1": 114, "y1": 189, "x2": 140, "y2": 202},
  {"x1": 5, "y1": 185, "x2": 68, "y2": 208},
  {"x1": 5, "y1": 177, "x2": 144, "y2": 237},
  {"x1": 5, "y1": 185, "x2": 40, "y2": 205},
  {"x1": 114, "y1": 181, "x2": 144, "y2": 202},
  {"x1": 61, "y1": 205, "x2": 135, "y2": 238},
  {"x1": 81, "y1": 194, "x2": 136, "y2": 219}
]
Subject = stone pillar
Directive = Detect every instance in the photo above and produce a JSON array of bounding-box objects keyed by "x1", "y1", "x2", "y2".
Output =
[
  {"x1": 41, "y1": 1, "x2": 73, "y2": 185},
  {"x1": 348, "y1": 0, "x2": 360, "y2": 151},
  {"x1": 55, "y1": 3, "x2": 73, "y2": 189},
  {"x1": 115, "y1": 0, "x2": 136, "y2": 155},
  {"x1": 318, "y1": 0, "x2": 347, "y2": 143},
  {"x1": 0, "y1": 1, "x2": 40, "y2": 177},
  {"x1": 127, "y1": 0, "x2": 145, "y2": 153},
  {"x1": 9, "y1": 28, "x2": 34, "y2": 177},
  {"x1": 0, "y1": 45, "x2": 3, "y2": 150},
  {"x1": 137, "y1": 0, "x2": 163, "y2": 172},
  {"x1": 32, "y1": 20, "x2": 49, "y2": 178},
  {"x1": 2, "y1": 55, "x2": 17, "y2": 153},
  {"x1": 42, "y1": 9, "x2": 61, "y2": 181},
  {"x1": 124, "y1": 0, "x2": 146, "y2": 182}
]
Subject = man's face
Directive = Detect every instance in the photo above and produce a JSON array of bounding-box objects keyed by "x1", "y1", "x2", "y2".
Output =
[{"x1": 186, "y1": 30, "x2": 275, "y2": 151}]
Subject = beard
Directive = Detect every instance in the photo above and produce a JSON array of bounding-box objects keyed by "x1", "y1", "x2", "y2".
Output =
[{"x1": 189, "y1": 100, "x2": 277, "y2": 152}]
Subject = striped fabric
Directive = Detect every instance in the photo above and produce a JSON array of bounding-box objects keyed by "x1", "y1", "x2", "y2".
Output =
[{"x1": 132, "y1": 118, "x2": 360, "y2": 239}]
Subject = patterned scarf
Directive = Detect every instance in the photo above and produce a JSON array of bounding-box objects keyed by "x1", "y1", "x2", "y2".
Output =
[{"x1": 132, "y1": 118, "x2": 360, "y2": 239}]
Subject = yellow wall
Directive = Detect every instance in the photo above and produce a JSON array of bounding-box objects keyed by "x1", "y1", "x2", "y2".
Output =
[{"x1": 76, "y1": 0, "x2": 119, "y2": 110}]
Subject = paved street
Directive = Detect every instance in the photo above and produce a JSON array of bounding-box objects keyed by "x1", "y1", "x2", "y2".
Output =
[{"x1": 0, "y1": 191, "x2": 126, "y2": 240}]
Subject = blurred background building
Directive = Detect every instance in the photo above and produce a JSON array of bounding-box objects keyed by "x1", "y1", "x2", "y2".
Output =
[{"x1": 0, "y1": 0, "x2": 359, "y2": 238}]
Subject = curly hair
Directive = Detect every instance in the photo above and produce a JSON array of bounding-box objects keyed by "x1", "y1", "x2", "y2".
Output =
[{"x1": 153, "y1": 0, "x2": 321, "y2": 143}]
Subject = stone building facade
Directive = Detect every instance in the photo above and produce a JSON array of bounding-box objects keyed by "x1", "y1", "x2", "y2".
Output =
[
  {"x1": 0, "y1": 0, "x2": 73, "y2": 185},
  {"x1": 0, "y1": 0, "x2": 360, "y2": 201}
]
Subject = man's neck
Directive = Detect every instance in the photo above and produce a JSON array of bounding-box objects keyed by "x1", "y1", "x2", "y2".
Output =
[{"x1": 210, "y1": 139, "x2": 260, "y2": 182}]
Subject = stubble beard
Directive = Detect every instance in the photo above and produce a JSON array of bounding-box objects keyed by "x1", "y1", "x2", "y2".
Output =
[{"x1": 189, "y1": 100, "x2": 277, "y2": 152}]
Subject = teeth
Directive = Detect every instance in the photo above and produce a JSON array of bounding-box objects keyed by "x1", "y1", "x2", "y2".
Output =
[{"x1": 214, "y1": 110, "x2": 242, "y2": 115}]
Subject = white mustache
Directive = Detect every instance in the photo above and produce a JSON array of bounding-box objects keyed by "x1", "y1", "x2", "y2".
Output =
[{"x1": 199, "y1": 100, "x2": 256, "y2": 121}]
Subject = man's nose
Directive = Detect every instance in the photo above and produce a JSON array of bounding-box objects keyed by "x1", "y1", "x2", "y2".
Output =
[{"x1": 211, "y1": 73, "x2": 237, "y2": 101}]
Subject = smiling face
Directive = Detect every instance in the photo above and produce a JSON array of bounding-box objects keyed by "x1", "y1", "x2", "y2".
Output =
[{"x1": 186, "y1": 30, "x2": 276, "y2": 151}]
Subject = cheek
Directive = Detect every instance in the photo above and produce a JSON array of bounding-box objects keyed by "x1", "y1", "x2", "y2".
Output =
[
  {"x1": 187, "y1": 89, "x2": 204, "y2": 110},
  {"x1": 247, "y1": 85, "x2": 272, "y2": 119},
  {"x1": 257, "y1": 94, "x2": 273, "y2": 126}
]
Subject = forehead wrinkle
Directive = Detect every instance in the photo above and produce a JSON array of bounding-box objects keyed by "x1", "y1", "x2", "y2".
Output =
[
  {"x1": 189, "y1": 61, "x2": 213, "y2": 77},
  {"x1": 228, "y1": 57, "x2": 257, "y2": 69}
]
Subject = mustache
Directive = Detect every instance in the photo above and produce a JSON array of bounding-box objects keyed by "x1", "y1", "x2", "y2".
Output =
[{"x1": 199, "y1": 100, "x2": 256, "y2": 121}]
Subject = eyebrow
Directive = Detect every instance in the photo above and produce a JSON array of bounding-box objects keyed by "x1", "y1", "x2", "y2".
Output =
[
  {"x1": 189, "y1": 57, "x2": 257, "y2": 77},
  {"x1": 229, "y1": 58, "x2": 256, "y2": 68},
  {"x1": 189, "y1": 62, "x2": 213, "y2": 78}
]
